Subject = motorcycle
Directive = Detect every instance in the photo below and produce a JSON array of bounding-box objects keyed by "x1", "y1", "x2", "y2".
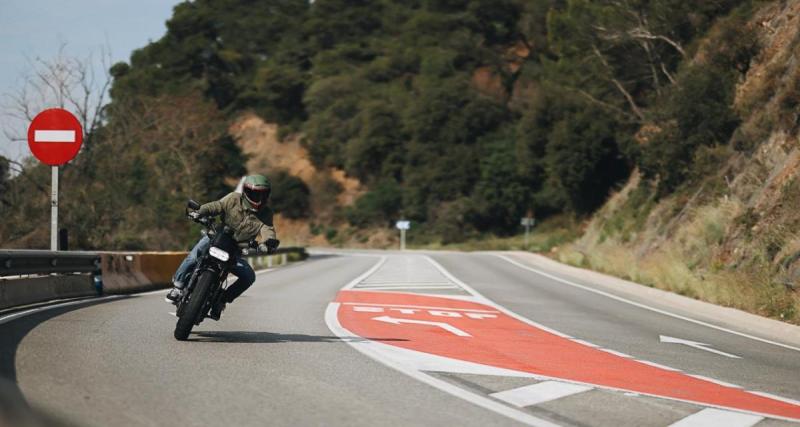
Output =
[{"x1": 173, "y1": 199, "x2": 278, "y2": 341}]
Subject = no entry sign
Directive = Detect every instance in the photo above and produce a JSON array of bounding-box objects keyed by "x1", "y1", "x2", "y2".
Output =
[{"x1": 27, "y1": 108, "x2": 83, "y2": 166}]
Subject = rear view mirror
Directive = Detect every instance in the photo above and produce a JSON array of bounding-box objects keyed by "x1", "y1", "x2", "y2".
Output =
[{"x1": 187, "y1": 200, "x2": 201, "y2": 210}]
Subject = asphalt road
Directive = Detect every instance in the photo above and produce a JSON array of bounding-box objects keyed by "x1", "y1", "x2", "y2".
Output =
[{"x1": 1, "y1": 251, "x2": 798, "y2": 427}]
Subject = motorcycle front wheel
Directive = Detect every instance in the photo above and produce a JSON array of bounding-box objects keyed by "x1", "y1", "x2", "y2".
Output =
[{"x1": 174, "y1": 270, "x2": 214, "y2": 341}]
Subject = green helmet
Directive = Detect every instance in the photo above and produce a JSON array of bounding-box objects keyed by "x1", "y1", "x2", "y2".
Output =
[{"x1": 242, "y1": 174, "x2": 271, "y2": 209}]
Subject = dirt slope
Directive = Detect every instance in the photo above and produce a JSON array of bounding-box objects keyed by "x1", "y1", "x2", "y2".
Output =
[{"x1": 230, "y1": 113, "x2": 365, "y2": 246}]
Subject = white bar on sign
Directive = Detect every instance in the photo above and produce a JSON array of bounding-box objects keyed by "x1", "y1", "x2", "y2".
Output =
[
  {"x1": 490, "y1": 381, "x2": 592, "y2": 407},
  {"x1": 668, "y1": 408, "x2": 763, "y2": 427},
  {"x1": 34, "y1": 130, "x2": 75, "y2": 143}
]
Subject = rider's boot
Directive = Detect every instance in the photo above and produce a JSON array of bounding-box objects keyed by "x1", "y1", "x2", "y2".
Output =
[
  {"x1": 165, "y1": 281, "x2": 184, "y2": 304},
  {"x1": 209, "y1": 290, "x2": 229, "y2": 320},
  {"x1": 210, "y1": 300, "x2": 227, "y2": 321}
]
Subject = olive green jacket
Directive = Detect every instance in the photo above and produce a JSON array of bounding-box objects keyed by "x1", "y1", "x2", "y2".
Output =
[{"x1": 198, "y1": 192, "x2": 277, "y2": 243}]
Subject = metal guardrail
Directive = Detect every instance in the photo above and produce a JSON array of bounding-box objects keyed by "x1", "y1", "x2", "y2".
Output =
[
  {"x1": 246, "y1": 246, "x2": 307, "y2": 257},
  {"x1": 0, "y1": 250, "x2": 101, "y2": 277},
  {"x1": 0, "y1": 247, "x2": 306, "y2": 278},
  {"x1": 244, "y1": 246, "x2": 308, "y2": 269}
]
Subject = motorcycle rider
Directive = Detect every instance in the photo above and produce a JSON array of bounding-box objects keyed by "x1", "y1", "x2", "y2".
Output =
[{"x1": 166, "y1": 174, "x2": 278, "y2": 319}]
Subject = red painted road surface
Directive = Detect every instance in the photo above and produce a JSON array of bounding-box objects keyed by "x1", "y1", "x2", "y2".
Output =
[{"x1": 335, "y1": 290, "x2": 800, "y2": 420}]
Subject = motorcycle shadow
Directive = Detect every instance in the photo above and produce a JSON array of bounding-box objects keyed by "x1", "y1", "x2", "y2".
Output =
[{"x1": 189, "y1": 330, "x2": 408, "y2": 344}]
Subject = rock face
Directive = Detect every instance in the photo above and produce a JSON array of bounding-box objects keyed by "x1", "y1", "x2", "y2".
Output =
[
  {"x1": 559, "y1": 0, "x2": 800, "y2": 323},
  {"x1": 229, "y1": 113, "x2": 366, "y2": 246}
]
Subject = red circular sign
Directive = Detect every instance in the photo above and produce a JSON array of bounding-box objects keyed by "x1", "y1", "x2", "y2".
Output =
[{"x1": 27, "y1": 108, "x2": 84, "y2": 166}]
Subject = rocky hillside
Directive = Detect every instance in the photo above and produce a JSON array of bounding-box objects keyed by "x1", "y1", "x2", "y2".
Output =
[{"x1": 559, "y1": 0, "x2": 800, "y2": 323}]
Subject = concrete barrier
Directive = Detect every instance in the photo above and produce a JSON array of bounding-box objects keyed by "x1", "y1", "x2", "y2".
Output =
[
  {"x1": 0, "y1": 248, "x2": 305, "y2": 309},
  {"x1": 98, "y1": 252, "x2": 187, "y2": 294},
  {"x1": 0, "y1": 275, "x2": 95, "y2": 310}
]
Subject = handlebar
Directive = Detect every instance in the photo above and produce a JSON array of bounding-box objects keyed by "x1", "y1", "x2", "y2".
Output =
[{"x1": 185, "y1": 199, "x2": 279, "y2": 255}]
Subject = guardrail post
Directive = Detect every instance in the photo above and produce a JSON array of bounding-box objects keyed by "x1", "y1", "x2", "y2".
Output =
[
  {"x1": 281, "y1": 253, "x2": 287, "y2": 265},
  {"x1": 267, "y1": 256, "x2": 272, "y2": 268},
  {"x1": 93, "y1": 273, "x2": 103, "y2": 295}
]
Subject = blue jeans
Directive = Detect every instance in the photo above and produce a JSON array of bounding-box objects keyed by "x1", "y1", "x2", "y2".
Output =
[{"x1": 173, "y1": 236, "x2": 256, "y2": 303}]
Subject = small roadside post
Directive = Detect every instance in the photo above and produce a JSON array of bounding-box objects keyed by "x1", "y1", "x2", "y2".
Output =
[
  {"x1": 27, "y1": 108, "x2": 84, "y2": 251},
  {"x1": 396, "y1": 220, "x2": 410, "y2": 251},
  {"x1": 521, "y1": 214, "x2": 535, "y2": 250}
]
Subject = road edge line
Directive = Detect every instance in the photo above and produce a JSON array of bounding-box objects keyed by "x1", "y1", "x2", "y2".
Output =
[
  {"x1": 0, "y1": 295, "x2": 126, "y2": 326},
  {"x1": 493, "y1": 254, "x2": 800, "y2": 353},
  {"x1": 341, "y1": 255, "x2": 387, "y2": 290}
]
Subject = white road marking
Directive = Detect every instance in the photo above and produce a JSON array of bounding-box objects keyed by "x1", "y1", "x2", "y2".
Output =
[
  {"x1": 334, "y1": 253, "x2": 800, "y2": 423},
  {"x1": 0, "y1": 295, "x2": 124, "y2": 325},
  {"x1": 688, "y1": 375, "x2": 742, "y2": 389},
  {"x1": 373, "y1": 315, "x2": 471, "y2": 337},
  {"x1": 668, "y1": 408, "x2": 763, "y2": 427},
  {"x1": 660, "y1": 335, "x2": 742, "y2": 359},
  {"x1": 325, "y1": 302, "x2": 561, "y2": 427},
  {"x1": 356, "y1": 285, "x2": 461, "y2": 291},
  {"x1": 424, "y1": 256, "x2": 574, "y2": 340},
  {"x1": 570, "y1": 338, "x2": 600, "y2": 348},
  {"x1": 749, "y1": 391, "x2": 800, "y2": 406},
  {"x1": 420, "y1": 255, "x2": 800, "y2": 422},
  {"x1": 496, "y1": 254, "x2": 800, "y2": 353},
  {"x1": 34, "y1": 130, "x2": 75, "y2": 143},
  {"x1": 636, "y1": 360, "x2": 681, "y2": 372},
  {"x1": 342, "y1": 256, "x2": 387, "y2": 290},
  {"x1": 360, "y1": 280, "x2": 456, "y2": 285},
  {"x1": 491, "y1": 381, "x2": 592, "y2": 407},
  {"x1": 342, "y1": 302, "x2": 498, "y2": 313},
  {"x1": 599, "y1": 348, "x2": 634, "y2": 358}
]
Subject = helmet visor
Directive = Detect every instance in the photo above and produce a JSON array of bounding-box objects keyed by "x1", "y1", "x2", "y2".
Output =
[{"x1": 244, "y1": 186, "x2": 270, "y2": 207}]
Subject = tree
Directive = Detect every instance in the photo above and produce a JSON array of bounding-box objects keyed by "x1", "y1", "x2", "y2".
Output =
[
  {"x1": 639, "y1": 65, "x2": 739, "y2": 193},
  {"x1": 544, "y1": 105, "x2": 630, "y2": 213},
  {"x1": 269, "y1": 171, "x2": 311, "y2": 219}
]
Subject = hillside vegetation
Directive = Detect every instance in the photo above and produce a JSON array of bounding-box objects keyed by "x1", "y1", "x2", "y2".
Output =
[
  {"x1": 1, "y1": 0, "x2": 797, "y2": 320},
  {"x1": 108, "y1": 0, "x2": 752, "y2": 238},
  {"x1": 557, "y1": 1, "x2": 800, "y2": 323}
]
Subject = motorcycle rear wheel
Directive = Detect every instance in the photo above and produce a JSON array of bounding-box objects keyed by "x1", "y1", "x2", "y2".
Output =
[{"x1": 174, "y1": 271, "x2": 214, "y2": 341}]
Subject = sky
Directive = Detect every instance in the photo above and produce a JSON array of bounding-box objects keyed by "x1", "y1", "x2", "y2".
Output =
[{"x1": 0, "y1": 0, "x2": 183, "y2": 162}]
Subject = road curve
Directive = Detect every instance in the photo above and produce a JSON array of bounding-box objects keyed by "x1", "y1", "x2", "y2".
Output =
[{"x1": 0, "y1": 251, "x2": 798, "y2": 427}]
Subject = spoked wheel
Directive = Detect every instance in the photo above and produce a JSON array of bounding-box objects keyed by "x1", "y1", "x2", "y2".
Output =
[{"x1": 174, "y1": 271, "x2": 214, "y2": 341}]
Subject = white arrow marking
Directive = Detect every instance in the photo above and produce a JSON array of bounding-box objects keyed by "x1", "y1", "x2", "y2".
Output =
[
  {"x1": 34, "y1": 130, "x2": 75, "y2": 143},
  {"x1": 373, "y1": 316, "x2": 471, "y2": 337},
  {"x1": 659, "y1": 335, "x2": 741, "y2": 359}
]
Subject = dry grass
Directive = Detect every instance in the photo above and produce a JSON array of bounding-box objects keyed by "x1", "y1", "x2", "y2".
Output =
[
  {"x1": 558, "y1": 197, "x2": 800, "y2": 323},
  {"x1": 413, "y1": 215, "x2": 581, "y2": 252}
]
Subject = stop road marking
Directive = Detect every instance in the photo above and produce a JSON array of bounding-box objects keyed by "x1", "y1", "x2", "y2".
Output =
[
  {"x1": 350, "y1": 305, "x2": 498, "y2": 320},
  {"x1": 335, "y1": 290, "x2": 800, "y2": 421}
]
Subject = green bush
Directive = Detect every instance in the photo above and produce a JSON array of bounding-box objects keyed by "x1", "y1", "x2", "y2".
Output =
[
  {"x1": 639, "y1": 65, "x2": 739, "y2": 194},
  {"x1": 269, "y1": 171, "x2": 311, "y2": 219},
  {"x1": 346, "y1": 180, "x2": 402, "y2": 227}
]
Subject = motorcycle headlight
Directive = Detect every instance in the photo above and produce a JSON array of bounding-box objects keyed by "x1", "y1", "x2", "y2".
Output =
[{"x1": 209, "y1": 246, "x2": 230, "y2": 262}]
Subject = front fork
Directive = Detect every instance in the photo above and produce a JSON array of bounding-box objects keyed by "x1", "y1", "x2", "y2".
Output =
[{"x1": 176, "y1": 258, "x2": 227, "y2": 321}]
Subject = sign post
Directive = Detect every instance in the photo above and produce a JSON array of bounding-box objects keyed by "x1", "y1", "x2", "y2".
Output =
[
  {"x1": 395, "y1": 220, "x2": 410, "y2": 251},
  {"x1": 27, "y1": 108, "x2": 83, "y2": 251},
  {"x1": 521, "y1": 216, "x2": 535, "y2": 250},
  {"x1": 51, "y1": 167, "x2": 58, "y2": 250}
]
